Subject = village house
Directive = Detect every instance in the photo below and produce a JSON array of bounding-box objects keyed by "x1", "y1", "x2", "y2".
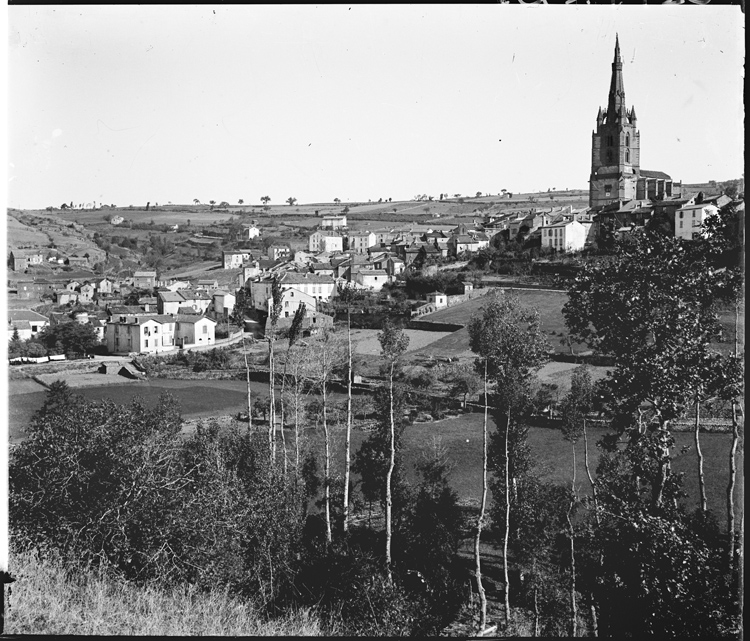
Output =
[
  {"x1": 78, "y1": 283, "x2": 96, "y2": 303},
  {"x1": 109, "y1": 215, "x2": 124, "y2": 225},
  {"x1": 372, "y1": 228, "x2": 396, "y2": 247},
  {"x1": 66, "y1": 255, "x2": 90, "y2": 267},
  {"x1": 540, "y1": 219, "x2": 589, "y2": 252},
  {"x1": 242, "y1": 223, "x2": 261, "y2": 239},
  {"x1": 248, "y1": 272, "x2": 336, "y2": 314},
  {"x1": 105, "y1": 314, "x2": 176, "y2": 355},
  {"x1": 133, "y1": 271, "x2": 157, "y2": 289},
  {"x1": 223, "y1": 250, "x2": 253, "y2": 269},
  {"x1": 347, "y1": 230, "x2": 376, "y2": 254},
  {"x1": 320, "y1": 214, "x2": 347, "y2": 229},
  {"x1": 8, "y1": 310, "x2": 50, "y2": 341},
  {"x1": 266, "y1": 307, "x2": 334, "y2": 335},
  {"x1": 309, "y1": 230, "x2": 344, "y2": 253},
  {"x1": 212, "y1": 290, "x2": 236, "y2": 321},
  {"x1": 174, "y1": 315, "x2": 216, "y2": 347},
  {"x1": 267, "y1": 244, "x2": 291, "y2": 261},
  {"x1": 310, "y1": 262, "x2": 335, "y2": 277},
  {"x1": 8, "y1": 250, "x2": 44, "y2": 272},
  {"x1": 158, "y1": 291, "x2": 185, "y2": 315},
  {"x1": 193, "y1": 278, "x2": 219, "y2": 290},
  {"x1": 448, "y1": 235, "x2": 481, "y2": 257},
  {"x1": 675, "y1": 202, "x2": 720, "y2": 241},
  {"x1": 176, "y1": 289, "x2": 213, "y2": 315},
  {"x1": 95, "y1": 278, "x2": 115, "y2": 295},
  {"x1": 354, "y1": 268, "x2": 388, "y2": 291},
  {"x1": 426, "y1": 291, "x2": 448, "y2": 309}
]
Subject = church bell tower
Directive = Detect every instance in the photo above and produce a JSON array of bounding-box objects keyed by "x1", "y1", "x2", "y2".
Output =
[{"x1": 589, "y1": 35, "x2": 641, "y2": 208}]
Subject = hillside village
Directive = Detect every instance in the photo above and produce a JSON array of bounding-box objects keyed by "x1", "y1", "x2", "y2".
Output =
[{"x1": 6, "y1": 183, "x2": 742, "y2": 362}]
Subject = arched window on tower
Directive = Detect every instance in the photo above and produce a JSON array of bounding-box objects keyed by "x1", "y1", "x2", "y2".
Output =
[
  {"x1": 626, "y1": 134, "x2": 630, "y2": 147},
  {"x1": 625, "y1": 149, "x2": 630, "y2": 163},
  {"x1": 607, "y1": 135, "x2": 613, "y2": 146},
  {"x1": 606, "y1": 150, "x2": 612, "y2": 163}
]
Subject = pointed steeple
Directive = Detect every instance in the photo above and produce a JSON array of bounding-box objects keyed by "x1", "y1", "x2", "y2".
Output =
[{"x1": 607, "y1": 34, "x2": 626, "y2": 123}]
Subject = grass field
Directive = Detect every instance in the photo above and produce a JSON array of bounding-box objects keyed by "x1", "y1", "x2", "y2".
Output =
[{"x1": 422, "y1": 288, "x2": 587, "y2": 354}]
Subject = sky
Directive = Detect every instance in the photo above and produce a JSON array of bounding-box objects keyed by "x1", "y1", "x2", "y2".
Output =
[{"x1": 5, "y1": 4, "x2": 745, "y2": 209}]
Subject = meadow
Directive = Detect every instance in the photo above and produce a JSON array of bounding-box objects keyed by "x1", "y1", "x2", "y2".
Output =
[{"x1": 420, "y1": 288, "x2": 588, "y2": 354}]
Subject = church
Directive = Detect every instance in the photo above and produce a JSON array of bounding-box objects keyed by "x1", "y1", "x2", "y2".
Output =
[{"x1": 589, "y1": 36, "x2": 682, "y2": 208}]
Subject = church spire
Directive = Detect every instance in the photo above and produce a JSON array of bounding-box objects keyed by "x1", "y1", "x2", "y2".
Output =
[{"x1": 607, "y1": 34, "x2": 626, "y2": 122}]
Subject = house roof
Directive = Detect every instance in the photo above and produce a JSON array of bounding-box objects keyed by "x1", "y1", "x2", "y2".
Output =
[
  {"x1": 280, "y1": 272, "x2": 334, "y2": 285},
  {"x1": 179, "y1": 289, "x2": 212, "y2": 300},
  {"x1": 134, "y1": 271, "x2": 157, "y2": 277},
  {"x1": 177, "y1": 306, "x2": 200, "y2": 315},
  {"x1": 8, "y1": 310, "x2": 50, "y2": 323},
  {"x1": 175, "y1": 314, "x2": 215, "y2": 324},
  {"x1": 108, "y1": 305, "x2": 151, "y2": 315},
  {"x1": 360, "y1": 269, "x2": 388, "y2": 276},
  {"x1": 10, "y1": 320, "x2": 32, "y2": 331},
  {"x1": 158, "y1": 291, "x2": 185, "y2": 303}
]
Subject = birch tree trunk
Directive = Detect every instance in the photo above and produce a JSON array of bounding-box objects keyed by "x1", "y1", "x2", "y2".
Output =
[
  {"x1": 727, "y1": 400, "x2": 739, "y2": 567},
  {"x1": 474, "y1": 360, "x2": 489, "y2": 633},
  {"x1": 268, "y1": 338, "x2": 276, "y2": 462},
  {"x1": 243, "y1": 335, "x2": 252, "y2": 431},
  {"x1": 385, "y1": 360, "x2": 396, "y2": 584},
  {"x1": 694, "y1": 400, "x2": 707, "y2": 512},
  {"x1": 503, "y1": 408, "x2": 511, "y2": 627},
  {"x1": 343, "y1": 307, "x2": 353, "y2": 534},
  {"x1": 567, "y1": 441, "x2": 577, "y2": 637},
  {"x1": 323, "y1": 369, "x2": 332, "y2": 545}
]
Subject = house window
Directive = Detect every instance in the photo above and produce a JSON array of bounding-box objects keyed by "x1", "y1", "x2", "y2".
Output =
[
  {"x1": 679, "y1": 221, "x2": 683, "y2": 229},
  {"x1": 285, "y1": 311, "x2": 289, "y2": 318},
  {"x1": 203, "y1": 325, "x2": 208, "y2": 334},
  {"x1": 679, "y1": 211, "x2": 684, "y2": 219},
  {"x1": 145, "y1": 339, "x2": 149, "y2": 348},
  {"x1": 154, "y1": 326, "x2": 158, "y2": 333}
]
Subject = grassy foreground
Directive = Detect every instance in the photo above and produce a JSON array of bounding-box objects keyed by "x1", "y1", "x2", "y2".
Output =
[{"x1": 4, "y1": 548, "x2": 321, "y2": 636}]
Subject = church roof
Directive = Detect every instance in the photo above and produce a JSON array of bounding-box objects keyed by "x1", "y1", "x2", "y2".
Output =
[{"x1": 640, "y1": 170, "x2": 672, "y2": 180}]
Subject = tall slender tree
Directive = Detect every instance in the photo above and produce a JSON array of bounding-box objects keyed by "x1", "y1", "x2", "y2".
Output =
[
  {"x1": 278, "y1": 305, "x2": 307, "y2": 477},
  {"x1": 267, "y1": 276, "x2": 283, "y2": 461},
  {"x1": 337, "y1": 282, "x2": 364, "y2": 534},
  {"x1": 378, "y1": 319, "x2": 409, "y2": 583},
  {"x1": 468, "y1": 291, "x2": 549, "y2": 628},
  {"x1": 230, "y1": 287, "x2": 253, "y2": 429}
]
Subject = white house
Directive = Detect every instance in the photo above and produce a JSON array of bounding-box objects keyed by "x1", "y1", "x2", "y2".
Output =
[
  {"x1": 242, "y1": 224, "x2": 261, "y2": 239},
  {"x1": 426, "y1": 291, "x2": 448, "y2": 309},
  {"x1": 348, "y1": 231, "x2": 377, "y2": 254},
  {"x1": 175, "y1": 315, "x2": 216, "y2": 347},
  {"x1": 158, "y1": 290, "x2": 186, "y2": 315},
  {"x1": 354, "y1": 269, "x2": 387, "y2": 291},
  {"x1": 540, "y1": 219, "x2": 588, "y2": 252},
  {"x1": 321, "y1": 214, "x2": 347, "y2": 229},
  {"x1": 248, "y1": 272, "x2": 336, "y2": 313},
  {"x1": 223, "y1": 250, "x2": 253, "y2": 269},
  {"x1": 675, "y1": 203, "x2": 719, "y2": 240},
  {"x1": 309, "y1": 230, "x2": 344, "y2": 253},
  {"x1": 105, "y1": 315, "x2": 176, "y2": 355},
  {"x1": 8, "y1": 310, "x2": 50, "y2": 341}
]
